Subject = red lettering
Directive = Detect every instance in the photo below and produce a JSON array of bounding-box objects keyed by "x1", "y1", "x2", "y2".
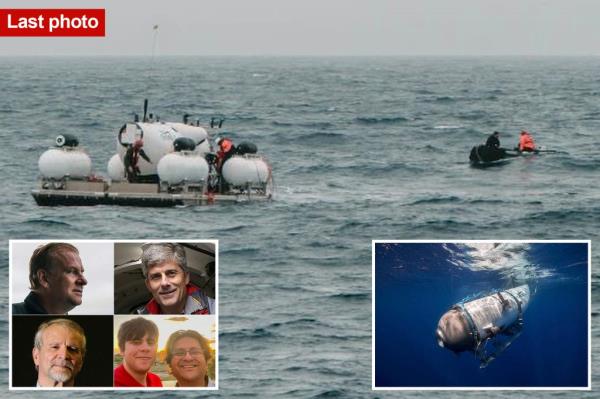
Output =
[{"x1": 0, "y1": 9, "x2": 105, "y2": 37}]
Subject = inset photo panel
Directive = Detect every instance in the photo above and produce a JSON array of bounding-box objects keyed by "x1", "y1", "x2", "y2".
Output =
[
  {"x1": 114, "y1": 241, "x2": 216, "y2": 315},
  {"x1": 373, "y1": 241, "x2": 591, "y2": 390},
  {"x1": 10, "y1": 240, "x2": 114, "y2": 315},
  {"x1": 113, "y1": 314, "x2": 217, "y2": 389}
]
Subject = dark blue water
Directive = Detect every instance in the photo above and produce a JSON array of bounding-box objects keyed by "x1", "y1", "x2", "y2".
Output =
[
  {"x1": 375, "y1": 242, "x2": 589, "y2": 388},
  {"x1": 0, "y1": 57, "x2": 599, "y2": 398}
]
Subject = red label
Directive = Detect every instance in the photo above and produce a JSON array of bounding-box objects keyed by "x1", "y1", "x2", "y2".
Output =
[{"x1": 0, "y1": 9, "x2": 105, "y2": 37}]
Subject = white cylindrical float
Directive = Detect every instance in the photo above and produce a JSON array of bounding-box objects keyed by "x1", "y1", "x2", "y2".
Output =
[
  {"x1": 107, "y1": 153, "x2": 125, "y2": 181},
  {"x1": 157, "y1": 152, "x2": 209, "y2": 185},
  {"x1": 222, "y1": 156, "x2": 270, "y2": 186},
  {"x1": 38, "y1": 148, "x2": 92, "y2": 179}
]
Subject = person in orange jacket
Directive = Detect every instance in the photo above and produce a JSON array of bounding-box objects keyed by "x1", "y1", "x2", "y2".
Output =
[
  {"x1": 518, "y1": 131, "x2": 536, "y2": 152},
  {"x1": 215, "y1": 137, "x2": 236, "y2": 172}
]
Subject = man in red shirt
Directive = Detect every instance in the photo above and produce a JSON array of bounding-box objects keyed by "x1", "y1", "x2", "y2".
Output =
[{"x1": 114, "y1": 317, "x2": 162, "y2": 387}]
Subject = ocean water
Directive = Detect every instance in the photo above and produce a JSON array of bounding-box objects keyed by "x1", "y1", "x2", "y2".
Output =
[
  {"x1": 0, "y1": 56, "x2": 599, "y2": 397},
  {"x1": 375, "y1": 242, "x2": 589, "y2": 388}
]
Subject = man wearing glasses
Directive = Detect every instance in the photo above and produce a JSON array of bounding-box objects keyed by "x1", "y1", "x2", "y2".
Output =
[
  {"x1": 135, "y1": 243, "x2": 214, "y2": 315},
  {"x1": 165, "y1": 330, "x2": 213, "y2": 387}
]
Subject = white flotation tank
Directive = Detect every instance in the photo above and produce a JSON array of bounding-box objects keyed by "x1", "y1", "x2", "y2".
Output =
[
  {"x1": 38, "y1": 148, "x2": 92, "y2": 179},
  {"x1": 107, "y1": 153, "x2": 125, "y2": 181},
  {"x1": 222, "y1": 155, "x2": 270, "y2": 186},
  {"x1": 157, "y1": 152, "x2": 209, "y2": 185}
]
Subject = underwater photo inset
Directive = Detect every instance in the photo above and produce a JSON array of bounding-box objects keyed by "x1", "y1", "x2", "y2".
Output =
[{"x1": 373, "y1": 241, "x2": 590, "y2": 390}]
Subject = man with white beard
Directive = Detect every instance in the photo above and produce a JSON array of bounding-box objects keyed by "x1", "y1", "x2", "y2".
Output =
[{"x1": 32, "y1": 319, "x2": 86, "y2": 387}]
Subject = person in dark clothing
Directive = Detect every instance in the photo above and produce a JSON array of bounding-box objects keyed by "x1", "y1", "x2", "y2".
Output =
[
  {"x1": 12, "y1": 243, "x2": 87, "y2": 315},
  {"x1": 123, "y1": 139, "x2": 152, "y2": 182},
  {"x1": 215, "y1": 137, "x2": 236, "y2": 193},
  {"x1": 215, "y1": 137, "x2": 236, "y2": 173},
  {"x1": 486, "y1": 131, "x2": 501, "y2": 148}
]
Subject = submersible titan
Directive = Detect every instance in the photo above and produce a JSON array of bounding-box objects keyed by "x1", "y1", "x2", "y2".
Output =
[{"x1": 435, "y1": 285, "x2": 530, "y2": 365}]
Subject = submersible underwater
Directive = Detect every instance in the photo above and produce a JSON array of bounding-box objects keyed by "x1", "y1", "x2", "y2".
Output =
[{"x1": 435, "y1": 284, "x2": 530, "y2": 368}]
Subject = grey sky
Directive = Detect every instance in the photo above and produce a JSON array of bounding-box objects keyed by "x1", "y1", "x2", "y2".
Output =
[{"x1": 1, "y1": 0, "x2": 598, "y2": 56}]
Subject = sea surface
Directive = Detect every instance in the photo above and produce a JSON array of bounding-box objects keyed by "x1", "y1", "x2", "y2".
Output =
[
  {"x1": 376, "y1": 242, "x2": 589, "y2": 388},
  {"x1": 0, "y1": 56, "x2": 599, "y2": 398}
]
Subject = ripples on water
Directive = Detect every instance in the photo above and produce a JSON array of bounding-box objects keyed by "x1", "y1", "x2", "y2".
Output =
[{"x1": 0, "y1": 57, "x2": 599, "y2": 398}]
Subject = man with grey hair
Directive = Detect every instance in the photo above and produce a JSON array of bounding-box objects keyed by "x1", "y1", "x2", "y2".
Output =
[
  {"x1": 32, "y1": 318, "x2": 86, "y2": 387},
  {"x1": 13, "y1": 243, "x2": 87, "y2": 315},
  {"x1": 135, "y1": 243, "x2": 214, "y2": 315}
]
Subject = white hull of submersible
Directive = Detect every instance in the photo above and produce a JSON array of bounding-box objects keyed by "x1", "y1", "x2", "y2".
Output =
[
  {"x1": 436, "y1": 284, "x2": 530, "y2": 352},
  {"x1": 462, "y1": 284, "x2": 529, "y2": 341}
]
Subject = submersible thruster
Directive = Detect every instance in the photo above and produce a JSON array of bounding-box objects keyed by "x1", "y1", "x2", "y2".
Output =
[{"x1": 435, "y1": 284, "x2": 530, "y2": 367}]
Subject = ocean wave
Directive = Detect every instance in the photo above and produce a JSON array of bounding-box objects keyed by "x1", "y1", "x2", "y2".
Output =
[
  {"x1": 311, "y1": 389, "x2": 348, "y2": 398},
  {"x1": 326, "y1": 292, "x2": 370, "y2": 301},
  {"x1": 354, "y1": 116, "x2": 410, "y2": 125},
  {"x1": 219, "y1": 247, "x2": 260, "y2": 255},
  {"x1": 434, "y1": 124, "x2": 463, "y2": 130},
  {"x1": 220, "y1": 327, "x2": 277, "y2": 340},
  {"x1": 407, "y1": 196, "x2": 462, "y2": 206},
  {"x1": 287, "y1": 161, "x2": 425, "y2": 175},
  {"x1": 217, "y1": 224, "x2": 248, "y2": 232},
  {"x1": 457, "y1": 110, "x2": 489, "y2": 120},
  {"x1": 312, "y1": 366, "x2": 355, "y2": 377},
  {"x1": 266, "y1": 318, "x2": 320, "y2": 329},
  {"x1": 271, "y1": 120, "x2": 334, "y2": 129},
  {"x1": 22, "y1": 218, "x2": 72, "y2": 227},
  {"x1": 524, "y1": 208, "x2": 600, "y2": 224},
  {"x1": 216, "y1": 115, "x2": 260, "y2": 124},
  {"x1": 559, "y1": 158, "x2": 600, "y2": 171},
  {"x1": 419, "y1": 95, "x2": 456, "y2": 104}
]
